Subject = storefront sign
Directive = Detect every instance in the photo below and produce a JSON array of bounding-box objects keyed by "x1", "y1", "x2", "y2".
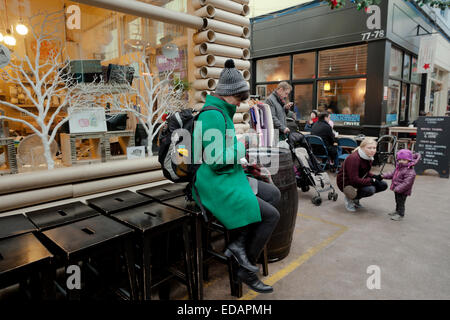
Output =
[
  {"x1": 69, "y1": 107, "x2": 107, "y2": 133},
  {"x1": 383, "y1": 86, "x2": 388, "y2": 100},
  {"x1": 361, "y1": 5, "x2": 384, "y2": 41},
  {"x1": 415, "y1": 116, "x2": 449, "y2": 178},
  {"x1": 361, "y1": 29, "x2": 385, "y2": 41},
  {"x1": 330, "y1": 114, "x2": 360, "y2": 126},
  {"x1": 0, "y1": 44, "x2": 11, "y2": 68},
  {"x1": 417, "y1": 36, "x2": 436, "y2": 73}
]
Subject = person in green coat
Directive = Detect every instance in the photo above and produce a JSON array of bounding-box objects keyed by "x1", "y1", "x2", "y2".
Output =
[{"x1": 192, "y1": 59, "x2": 281, "y2": 294}]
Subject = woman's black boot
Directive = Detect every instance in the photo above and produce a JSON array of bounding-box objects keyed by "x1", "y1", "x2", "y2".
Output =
[
  {"x1": 237, "y1": 267, "x2": 273, "y2": 293},
  {"x1": 224, "y1": 232, "x2": 259, "y2": 273}
]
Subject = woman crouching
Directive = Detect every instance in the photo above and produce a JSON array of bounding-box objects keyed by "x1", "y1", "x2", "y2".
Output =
[{"x1": 336, "y1": 138, "x2": 388, "y2": 212}]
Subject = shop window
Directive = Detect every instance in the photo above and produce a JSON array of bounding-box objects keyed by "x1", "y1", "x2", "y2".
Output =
[
  {"x1": 411, "y1": 57, "x2": 421, "y2": 84},
  {"x1": 293, "y1": 52, "x2": 315, "y2": 80},
  {"x1": 318, "y1": 45, "x2": 367, "y2": 78},
  {"x1": 409, "y1": 84, "x2": 421, "y2": 122},
  {"x1": 389, "y1": 47, "x2": 402, "y2": 78},
  {"x1": 256, "y1": 56, "x2": 290, "y2": 83},
  {"x1": 0, "y1": 0, "x2": 189, "y2": 172},
  {"x1": 317, "y1": 78, "x2": 366, "y2": 126},
  {"x1": 387, "y1": 80, "x2": 401, "y2": 125},
  {"x1": 403, "y1": 54, "x2": 410, "y2": 80},
  {"x1": 293, "y1": 84, "x2": 313, "y2": 121}
]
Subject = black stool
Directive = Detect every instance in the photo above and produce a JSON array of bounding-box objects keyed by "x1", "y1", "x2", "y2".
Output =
[
  {"x1": 163, "y1": 196, "x2": 269, "y2": 299},
  {"x1": 40, "y1": 215, "x2": 138, "y2": 300},
  {"x1": 0, "y1": 214, "x2": 37, "y2": 240},
  {"x1": 25, "y1": 201, "x2": 99, "y2": 231},
  {"x1": 0, "y1": 233, "x2": 54, "y2": 299},
  {"x1": 137, "y1": 183, "x2": 188, "y2": 201},
  {"x1": 110, "y1": 202, "x2": 194, "y2": 300},
  {"x1": 86, "y1": 190, "x2": 152, "y2": 215}
]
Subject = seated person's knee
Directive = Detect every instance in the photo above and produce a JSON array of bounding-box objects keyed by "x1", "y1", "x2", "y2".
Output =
[{"x1": 273, "y1": 187, "x2": 281, "y2": 205}]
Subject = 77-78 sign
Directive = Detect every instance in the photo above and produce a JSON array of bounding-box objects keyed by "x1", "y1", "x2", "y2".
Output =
[{"x1": 360, "y1": 5, "x2": 385, "y2": 41}]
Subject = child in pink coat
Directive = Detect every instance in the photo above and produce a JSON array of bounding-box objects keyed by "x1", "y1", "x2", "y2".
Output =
[{"x1": 381, "y1": 149, "x2": 421, "y2": 221}]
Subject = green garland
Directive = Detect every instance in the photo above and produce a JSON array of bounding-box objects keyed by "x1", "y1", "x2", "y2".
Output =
[{"x1": 326, "y1": 0, "x2": 450, "y2": 11}]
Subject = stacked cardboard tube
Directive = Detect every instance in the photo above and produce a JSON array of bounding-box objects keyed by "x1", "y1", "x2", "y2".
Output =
[{"x1": 193, "y1": 0, "x2": 251, "y2": 134}]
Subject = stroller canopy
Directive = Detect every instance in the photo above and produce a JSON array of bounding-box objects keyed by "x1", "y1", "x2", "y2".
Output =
[{"x1": 288, "y1": 132, "x2": 308, "y2": 149}]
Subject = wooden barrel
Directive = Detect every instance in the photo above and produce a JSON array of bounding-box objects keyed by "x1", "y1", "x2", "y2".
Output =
[{"x1": 248, "y1": 147, "x2": 299, "y2": 262}]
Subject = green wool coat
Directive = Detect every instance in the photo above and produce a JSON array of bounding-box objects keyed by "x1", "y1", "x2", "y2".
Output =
[{"x1": 192, "y1": 95, "x2": 261, "y2": 229}]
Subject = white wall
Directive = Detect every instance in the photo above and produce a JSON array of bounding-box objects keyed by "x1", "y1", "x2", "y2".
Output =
[{"x1": 424, "y1": 34, "x2": 449, "y2": 116}]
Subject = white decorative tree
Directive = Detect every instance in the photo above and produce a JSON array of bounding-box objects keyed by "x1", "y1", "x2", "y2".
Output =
[
  {"x1": 101, "y1": 54, "x2": 187, "y2": 156},
  {"x1": 0, "y1": 11, "x2": 98, "y2": 170}
]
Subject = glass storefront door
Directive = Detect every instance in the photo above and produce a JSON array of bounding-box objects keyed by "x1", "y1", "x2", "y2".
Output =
[
  {"x1": 293, "y1": 84, "x2": 314, "y2": 121},
  {"x1": 387, "y1": 80, "x2": 400, "y2": 125}
]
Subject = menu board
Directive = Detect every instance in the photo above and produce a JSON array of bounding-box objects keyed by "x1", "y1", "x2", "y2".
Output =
[{"x1": 415, "y1": 116, "x2": 449, "y2": 178}]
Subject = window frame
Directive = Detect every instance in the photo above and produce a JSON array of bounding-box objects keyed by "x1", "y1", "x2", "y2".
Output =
[
  {"x1": 387, "y1": 45, "x2": 422, "y2": 125},
  {"x1": 254, "y1": 44, "x2": 368, "y2": 127}
]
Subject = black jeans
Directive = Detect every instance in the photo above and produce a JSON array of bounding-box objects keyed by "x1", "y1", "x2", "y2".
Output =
[
  {"x1": 327, "y1": 145, "x2": 338, "y2": 164},
  {"x1": 355, "y1": 180, "x2": 388, "y2": 200},
  {"x1": 245, "y1": 180, "x2": 281, "y2": 264},
  {"x1": 395, "y1": 192, "x2": 407, "y2": 216}
]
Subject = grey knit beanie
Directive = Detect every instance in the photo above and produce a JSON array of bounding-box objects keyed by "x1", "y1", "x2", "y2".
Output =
[{"x1": 215, "y1": 59, "x2": 249, "y2": 96}]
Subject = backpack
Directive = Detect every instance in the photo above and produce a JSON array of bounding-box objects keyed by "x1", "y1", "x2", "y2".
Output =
[{"x1": 158, "y1": 106, "x2": 227, "y2": 184}]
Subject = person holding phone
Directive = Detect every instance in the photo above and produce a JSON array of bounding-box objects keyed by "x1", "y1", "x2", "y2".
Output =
[{"x1": 265, "y1": 81, "x2": 293, "y2": 141}]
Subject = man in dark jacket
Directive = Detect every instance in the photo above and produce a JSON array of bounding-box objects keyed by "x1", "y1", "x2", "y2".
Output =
[
  {"x1": 265, "y1": 82, "x2": 293, "y2": 141},
  {"x1": 311, "y1": 111, "x2": 338, "y2": 167}
]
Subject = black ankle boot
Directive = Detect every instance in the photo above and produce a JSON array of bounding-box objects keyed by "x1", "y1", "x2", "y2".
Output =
[
  {"x1": 237, "y1": 268, "x2": 273, "y2": 294},
  {"x1": 224, "y1": 232, "x2": 259, "y2": 273}
]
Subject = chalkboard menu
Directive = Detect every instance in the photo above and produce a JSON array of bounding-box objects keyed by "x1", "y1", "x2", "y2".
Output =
[{"x1": 415, "y1": 116, "x2": 450, "y2": 178}]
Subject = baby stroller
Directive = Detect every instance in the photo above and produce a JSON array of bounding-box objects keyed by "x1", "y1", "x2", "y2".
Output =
[{"x1": 287, "y1": 132, "x2": 338, "y2": 206}]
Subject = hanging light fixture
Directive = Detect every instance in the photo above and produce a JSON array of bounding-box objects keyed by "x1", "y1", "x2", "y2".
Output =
[
  {"x1": 15, "y1": 0, "x2": 28, "y2": 36},
  {"x1": 16, "y1": 23, "x2": 28, "y2": 35},
  {"x1": 2, "y1": 1, "x2": 16, "y2": 45},
  {"x1": 324, "y1": 82, "x2": 331, "y2": 91},
  {"x1": 4, "y1": 30, "x2": 16, "y2": 46}
]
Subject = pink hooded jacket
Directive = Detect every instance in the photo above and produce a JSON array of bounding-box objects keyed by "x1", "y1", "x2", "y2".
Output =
[{"x1": 383, "y1": 151, "x2": 421, "y2": 196}]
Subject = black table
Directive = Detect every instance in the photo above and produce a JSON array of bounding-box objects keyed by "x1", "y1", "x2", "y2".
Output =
[
  {"x1": 86, "y1": 190, "x2": 153, "y2": 215},
  {"x1": 0, "y1": 214, "x2": 37, "y2": 240},
  {"x1": 0, "y1": 233, "x2": 54, "y2": 299},
  {"x1": 41, "y1": 215, "x2": 138, "y2": 300},
  {"x1": 25, "y1": 201, "x2": 99, "y2": 231},
  {"x1": 110, "y1": 201, "x2": 194, "y2": 300},
  {"x1": 137, "y1": 183, "x2": 188, "y2": 202}
]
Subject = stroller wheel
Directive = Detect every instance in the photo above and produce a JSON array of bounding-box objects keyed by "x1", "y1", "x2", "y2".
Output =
[
  {"x1": 333, "y1": 193, "x2": 338, "y2": 201},
  {"x1": 312, "y1": 196, "x2": 322, "y2": 206},
  {"x1": 301, "y1": 185, "x2": 310, "y2": 192},
  {"x1": 328, "y1": 192, "x2": 333, "y2": 200}
]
